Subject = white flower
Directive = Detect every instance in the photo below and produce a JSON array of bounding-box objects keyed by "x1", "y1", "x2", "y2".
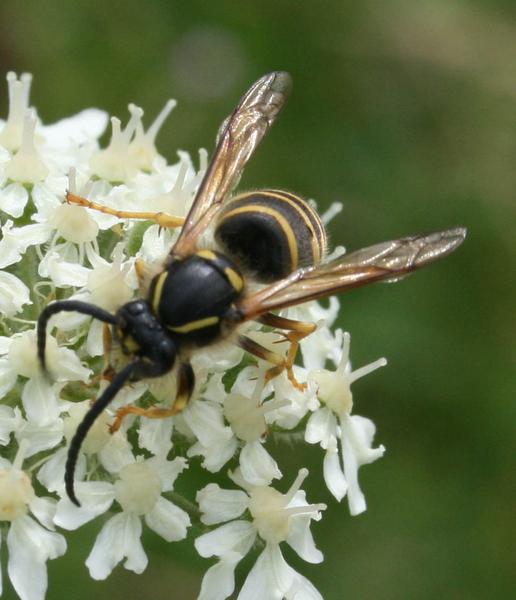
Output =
[
  {"x1": 307, "y1": 332, "x2": 387, "y2": 514},
  {"x1": 0, "y1": 439, "x2": 67, "y2": 600},
  {"x1": 54, "y1": 447, "x2": 190, "y2": 580},
  {"x1": 0, "y1": 70, "x2": 396, "y2": 600},
  {"x1": 0, "y1": 330, "x2": 90, "y2": 428},
  {"x1": 195, "y1": 468, "x2": 325, "y2": 600}
]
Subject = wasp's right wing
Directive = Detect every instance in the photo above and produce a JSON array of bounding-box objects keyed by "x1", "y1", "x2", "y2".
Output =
[
  {"x1": 170, "y1": 71, "x2": 293, "y2": 259},
  {"x1": 238, "y1": 227, "x2": 467, "y2": 318}
]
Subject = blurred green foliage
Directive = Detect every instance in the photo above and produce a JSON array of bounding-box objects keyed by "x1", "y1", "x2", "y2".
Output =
[{"x1": 0, "y1": 1, "x2": 514, "y2": 599}]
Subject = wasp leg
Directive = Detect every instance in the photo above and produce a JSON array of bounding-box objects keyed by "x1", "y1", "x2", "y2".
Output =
[
  {"x1": 256, "y1": 313, "x2": 316, "y2": 390},
  {"x1": 80, "y1": 323, "x2": 115, "y2": 391},
  {"x1": 109, "y1": 361, "x2": 195, "y2": 433},
  {"x1": 66, "y1": 191, "x2": 185, "y2": 229},
  {"x1": 102, "y1": 322, "x2": 113, "y2": 360},
  {"x1": 239, "y1": 317, "x2": 313, "y2": 391}
]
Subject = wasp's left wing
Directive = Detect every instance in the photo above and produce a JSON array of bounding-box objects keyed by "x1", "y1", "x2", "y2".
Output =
[
  {"x1": 238, "y1": 227, "x2": 467, "y2": 319},
  {"x1": 170, "y1": 71, "x2": 293, "y2": 259}
]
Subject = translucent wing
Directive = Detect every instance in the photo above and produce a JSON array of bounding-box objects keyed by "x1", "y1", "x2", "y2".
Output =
[
  {"x1": 170, "y1": 71, "x2": 293, "y2": 258},
  {"x1": 239, "y1": 227, "x2": 467, "y2": 319}
]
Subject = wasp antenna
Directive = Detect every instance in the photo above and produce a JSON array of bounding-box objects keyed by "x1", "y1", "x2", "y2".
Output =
[
  {"x1": 65, "y1": 360, "x2": 140, "y2": 506},
  {"x1": 37, "y1": 300, "x2": 122, "y2": 376}
]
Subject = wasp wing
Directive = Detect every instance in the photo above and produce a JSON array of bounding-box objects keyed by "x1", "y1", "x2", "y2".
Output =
[
  {"x1": 170, "y1": 71, "x2": 293, "y2": 259},
  {"x1": 238, "y1": 227, "x2": 467, "y2": 319}
]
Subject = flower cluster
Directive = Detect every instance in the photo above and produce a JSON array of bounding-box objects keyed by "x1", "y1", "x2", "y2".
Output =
[{"x1": 0, "y1": 72, "x2": 386, "y2": 600}]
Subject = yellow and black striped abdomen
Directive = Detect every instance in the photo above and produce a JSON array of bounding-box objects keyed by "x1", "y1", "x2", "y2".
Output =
[{"x1": 215, "y1": 190, "x2": 327, "y2": 283}]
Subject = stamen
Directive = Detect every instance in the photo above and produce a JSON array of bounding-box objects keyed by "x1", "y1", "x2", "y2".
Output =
[
  {"x1": 347, "y1": 357, "x2": 387, "y2": 384},
  {"x1": 0, "y1": 72, "x2": 33, "y2": 150},
  {"x1": 12, "y1": 438, "x2": 31, "y2": 470},
  {"x1": 321, "y1": 202, "x2": 343, "y2": 225},
  {"x1": 145, "y1": 99, "x2": 176, "y2": 143},
  {"x1": 4, "y1": 109, "x2": 49, "y2": 183},
  {"x1": 282, "y1": 468, "x2": 309, "y2": 506}
]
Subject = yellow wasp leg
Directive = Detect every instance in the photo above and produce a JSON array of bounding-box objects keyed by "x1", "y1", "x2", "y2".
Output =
[
  {"x1": 109, "y1": 361, "x2": 194, "y2": 433},
  {"x1": 66, "y1": 191, "x2": 186, "y2": 229},
  {"x1": 239, "y1": 313, "x2": 316, "y2": 391}
]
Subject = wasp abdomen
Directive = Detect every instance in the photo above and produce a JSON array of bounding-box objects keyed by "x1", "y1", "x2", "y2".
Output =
[
  {"x1": 215, "y1": 190, "x2": 327, "y2": 283},
  {"x1": 149, "y1": 251, "x2": 243, "y2": 347}
]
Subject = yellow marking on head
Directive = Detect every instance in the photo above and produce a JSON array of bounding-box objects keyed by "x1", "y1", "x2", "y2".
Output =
[
  {"x1": 121, "y1": 333, "x2": 140, "y2": 353},
  {"x1": 197, "y1": 249, "x2": 218, "y2": 262},
  {"x1": 219, "y1": 205, "x2": 298, "y2": 270},
  {"x1": 151, "y1": 271, "x2": 168, "y2": 315},
  {"x1": 168, "y1": 316, "x2": 220, "y2": 334},
  {"x1": 225, "y1": 267, "x2": 244, "y2": 292}
]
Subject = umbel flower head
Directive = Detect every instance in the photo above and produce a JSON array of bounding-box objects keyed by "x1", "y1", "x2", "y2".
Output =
[{"x1": 0, "y1": 71, "x2": 388, "y2": 600}]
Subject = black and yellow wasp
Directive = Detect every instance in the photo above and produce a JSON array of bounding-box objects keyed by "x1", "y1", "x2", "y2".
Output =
[{"x1": 36, "y1": 72, "x2": 466, "y2": 505}]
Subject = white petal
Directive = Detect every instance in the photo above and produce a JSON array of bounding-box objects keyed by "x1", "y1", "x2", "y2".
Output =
[
  {"x1": 38, "y1": 252, "x2": 91, "y2": 287},
  {"x1": 197, "y1": 553, "x2": 241, "y2": 600},
  {"x1": 54, "y1": 482, "x2": 115, "y2": 530},
  {"x1": 16, "y1": 418, "x2": 63, "y2": 457},
  {"x1": 85, "y1": 318, "x2": 105, "y2": 356},
  {"x1": 197, "y1": 483, "x2": 249, "y2": 525},
  {"x1": 305, "y1": 407, "x2": 336, "y2": 449},
  {"x1": 0, "y1": 336, "x2": 13, "y2": 354},
  {"x1": 0, "y1": 222, "x2": 51, "y2": 268},
  {"x1": 36, "y1": 447, "x2": 86, "y2": 493},
  {"x1": 187, "y1": 435, "x2": 238, "y2": 473},
  {"x1": 195, "y1": 520, "x2": 256, "y2": 558},
  {"x1": 285, "y1": 569, "x2": 324, "y2": 600},
  {"x1": 183, "y1": 400, "x2": 233, "y2": 447},
  {"x1": 98, "y1": 431, "x2": 135, "y2": 474},
  {"x1": 238, "y1": 543, "x2": 292, "y2": 600},
  {"x1": 340, "y1": 414, "x2": 385, "y2": 516},
  {"x1": 31, "y1": 184, "x2": 61, "y2": 215},
  {"x1": 239, "y1": 441, "x2": 281, "y2": 486},
  {"x1": 0, "y1": 182, "x2": 28, "y2": 217},
  {"x1": 21, "y1": 377, "x2": 60, "y2": 426},
  {"x1": 146, "y1": 455, "x2": 187, "y2": 492},
  {"x1": 323, "y1": 438, "x2": 347, "y2": 501},
  {"x1": 0, "y1": 271, "x2": 31, "y2": 316},
  {"x1": 138, "y1": 409, "x2": 174, "y2": 455},
  {"x1": 55, "y1": 347, "x2": 92, "y2": 382},
  {"x1": 287, "y1": 514, "x2": 324, "y2": 564},
  {"x1": 201, "y1": 372, "x2": 226, "y2": 404},
  {"x1": 42, "y1": 109, "x2": 109, "y2": 148},
  {"x1": 7, "y1": 515, "x2": 66, "y2": 600},
  {"x1": 0, "y1": 405, "x2": 22, "y2": 444},
  {"x1": 28, "y1": 496, "x2": 58, "y2": 530},
  {"x1": 85, "y1": 512, "x2": 147, "y2": 579},
  {"x1": 144, "y1": 496, "x2": 190, "y2": 542}
]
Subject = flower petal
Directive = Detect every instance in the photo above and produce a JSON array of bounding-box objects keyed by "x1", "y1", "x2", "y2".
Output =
[
  {"x1": 85, "y1": 512, "x2": 147, "y2": 579},
  {"x1": 16, "y1": 418, "x2": 63, "y2": 457},
  {"x1": 21, "y1": 377, "x2": 60, "y2": 427},
  {"x1": 7, "y1": 515, "x2": 66, "y2": 600},
  {"x1": 0, "y1": 271, "x2": 31, "y2": 317},
  {"x1": 239, "y1": 440, "x2": 281, "y2": 486},
  {"x1": 197, "y1": 553, "x2": 241, "y2": 600},
  {"x1": 144, "y1": 496, "x2": 190, "y2": 542},
  {"x1": 0, "y1": 405, "x2": 22, "y2": 445},
  {"x1": 55, "y1": 482, "x2": 115, "y2": 530},
  {"x1": 197, "y1": 483, "x2": 249, "y2": 525},
  {"x1": 322, "y1": 438, "x2": 347, "y2": 502},
  {"x1": 238, "y1": 543, "x2": 292, "y2": 600},
  {"x1": 195, "y1": 520, "x2": 256, "y2": 558},
  {"x1": 36, "y1": 447, "x2": 86, "y2": 493}
]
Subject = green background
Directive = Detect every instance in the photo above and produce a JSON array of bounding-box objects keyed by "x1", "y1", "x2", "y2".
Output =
[{"x1": 1, "y1": 0, "x2": 514, "y2": 598}]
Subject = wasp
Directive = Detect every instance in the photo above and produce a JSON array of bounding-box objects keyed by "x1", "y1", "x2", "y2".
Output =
[{"x1": 36, "y1": 72, "x2": 466, "y2": 506}]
